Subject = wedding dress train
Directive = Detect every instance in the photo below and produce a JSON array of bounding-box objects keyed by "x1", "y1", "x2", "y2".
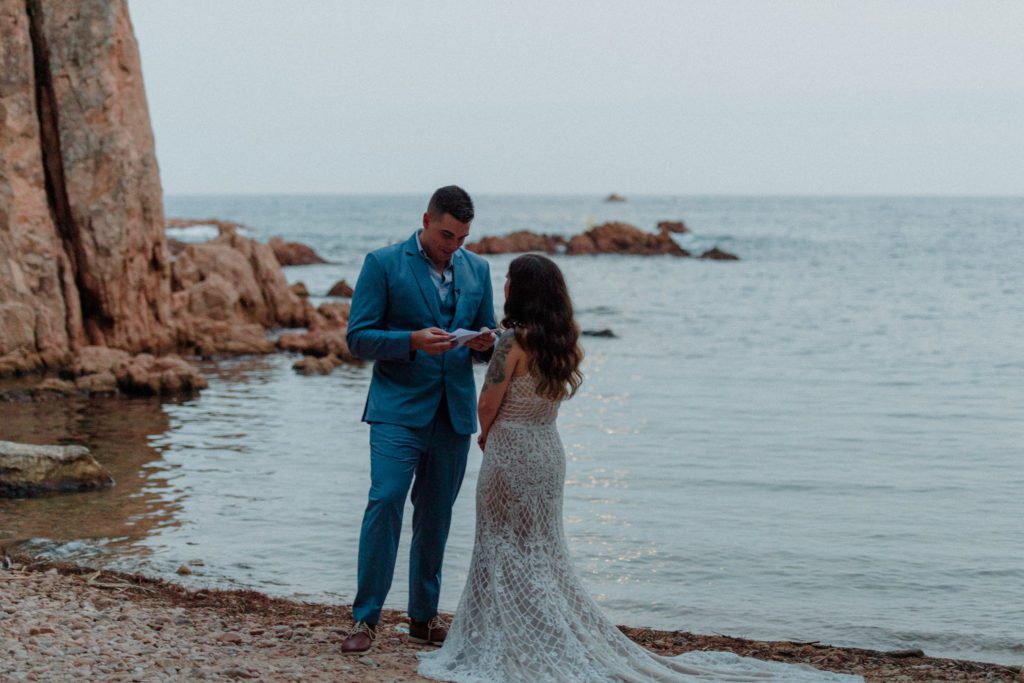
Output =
[{"x1": 419, "y1": 375, "x2": 861, "y2": 682}]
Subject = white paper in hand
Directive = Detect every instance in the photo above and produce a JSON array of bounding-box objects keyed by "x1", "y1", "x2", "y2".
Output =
[{"x1": 450, "y1": 328, "x2": 487, "y2": 346}]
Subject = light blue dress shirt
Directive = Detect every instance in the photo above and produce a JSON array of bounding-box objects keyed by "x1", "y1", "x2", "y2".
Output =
[{"x1": 415, "y1": 230, "x2": 455, "y2": 302}]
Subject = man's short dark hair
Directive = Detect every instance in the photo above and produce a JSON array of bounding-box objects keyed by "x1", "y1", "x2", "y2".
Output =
[{"x1": 427, "y1": 185, "x2": 474, "y2": 223}]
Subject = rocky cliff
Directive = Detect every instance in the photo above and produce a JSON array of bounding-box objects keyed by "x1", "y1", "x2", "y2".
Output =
[
  {"x1": 1, "y1": 1, "x2": 317, "y2": 384},
  {"x1": 1, "y1": 0, "x2": 171, "y2": 375}
]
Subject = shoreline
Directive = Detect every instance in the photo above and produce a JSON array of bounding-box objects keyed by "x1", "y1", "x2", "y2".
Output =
[{"x1": 1, "y1": 556, "x2": 1018, "y2": 682}]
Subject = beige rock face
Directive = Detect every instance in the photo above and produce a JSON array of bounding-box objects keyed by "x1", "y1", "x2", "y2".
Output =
[
  {"x1": 31, "y1": 0, "x2": 173, "y2": 352},
  {"x1": 0, "y1": 440, "x2": 114, "y2": 497},
  {"x1": 0, "y1": 0, "x2": 81, "y2": 375},
  {"x1": 169, "y1": 227, "x2": 314, "y2": 355}
]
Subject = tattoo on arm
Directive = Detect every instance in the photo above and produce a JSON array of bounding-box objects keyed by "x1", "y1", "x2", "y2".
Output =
[{"x1": 484, "y1": 331, "x2": 515, "y2": 386}]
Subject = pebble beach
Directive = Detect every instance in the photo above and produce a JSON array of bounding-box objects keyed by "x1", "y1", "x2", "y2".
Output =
[{"x1": 2, "y1": 556, "x2": 1019, "y2": 682}]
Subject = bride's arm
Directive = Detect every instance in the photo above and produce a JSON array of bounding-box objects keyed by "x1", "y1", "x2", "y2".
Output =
[{"x1": 477, "y1": 330, "x2": 521, "y2": 450}]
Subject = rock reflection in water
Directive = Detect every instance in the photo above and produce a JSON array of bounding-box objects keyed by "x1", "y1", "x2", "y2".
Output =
[{"x1": 0, "y1": 394, "x2": 179, "y2": 556}]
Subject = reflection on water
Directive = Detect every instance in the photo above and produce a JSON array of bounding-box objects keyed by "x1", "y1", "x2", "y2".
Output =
[{"x1": 0, "y1": 394, "x2": 177, "y2": 556}]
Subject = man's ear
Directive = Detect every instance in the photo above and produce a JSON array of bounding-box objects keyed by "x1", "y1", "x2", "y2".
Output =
[{"x1": 422, "y1": 212, "x2": 430, "y2": 231}]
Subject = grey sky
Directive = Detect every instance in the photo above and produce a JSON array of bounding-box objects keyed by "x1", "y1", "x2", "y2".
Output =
[{"x1": 129, "y1": 1, "x2": 1024, "y2": 195}]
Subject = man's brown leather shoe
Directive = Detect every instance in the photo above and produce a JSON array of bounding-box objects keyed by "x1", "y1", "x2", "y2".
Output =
[
  {"x1": 340, "y1": 621, "x2": 376, "y2": 655},
  {"x1": 409, "y1": 615, "x2": 449, "y2": 645}
]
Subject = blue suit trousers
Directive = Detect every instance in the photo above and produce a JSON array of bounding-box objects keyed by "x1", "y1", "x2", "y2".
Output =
[{"x1": 352, "y1": 396, "x2": 470, "y2": 624}]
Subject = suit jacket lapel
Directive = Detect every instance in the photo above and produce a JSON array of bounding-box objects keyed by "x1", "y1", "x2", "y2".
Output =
[{"x1": 404, "y1": 234, "x2": 444, "y2": 327}]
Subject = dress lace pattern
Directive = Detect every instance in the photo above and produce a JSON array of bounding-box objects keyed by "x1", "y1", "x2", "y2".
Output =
[{"x1": 418, "y1": 375, "x2": 862, "y2": 682}]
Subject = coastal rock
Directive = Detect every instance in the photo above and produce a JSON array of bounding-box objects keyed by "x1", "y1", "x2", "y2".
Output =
[
  {"x1": 605, "y1": 193, "x2": 627, "y2": 202},
  {"x1": 71, "y1": 345, "x2": 208, "y2": 396},
  {"x1": 0, "y1": 440, "x2": 114, "y2": 497},
  {"x1": 467, "y1": 224, "x2": 693, "y2": 257},
  {"x1": 292, "y1": 356, "x2": 345, "y2": 376},
  {"x1": 30, "y1": 0, "x2": 174, "y2": 353},
  {"x1": 466, "y1": 232, "x2": 566, "y2": 255},
  {"x1": 566, "y1": 223, "x2": 690, "y2": 257},
  {"x1": 581, "y1": 328, "x2": 617, "y2": 338},
  {"x1": 279, "y1": 302, "x2": 356, "y2": 374},
  {"x1": 118, "y1": 353, "x2": 209, "y2": 395},
  {"x1": 700, "y1": 247, "x2": 739, "y2": 261},
  {"x1": 268, "y1": 237, "x2": 328, "y2": 266},
  {"x1": 169, "y1": 229, "x2": 314, "y2": 355},
  {"x1": 74, "y1": 371, "x2": 118, "y2": 394},
  {"x1": 657, "y1": 220, "x2": 689, "y2": 234},
  {"x1": 0, "y1": 0, "x2": 175, "y2": 377},
  {"x1": 326, "y1": 279, "x2": 354, "y2": 298},
  {"x1": 178, "y1": 321, "x2": 275, "y2": 357},
  {"x1": 290, "y1": 282, "x2": 310, "y2": 298},
  {"x1": 0, "y1": 3, "x2": 79, "y2": 376}
]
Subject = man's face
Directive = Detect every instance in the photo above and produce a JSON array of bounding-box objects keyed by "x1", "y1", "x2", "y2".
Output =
[{"x1": 421, "y1": 211, "x2": 471, "y2": 265}]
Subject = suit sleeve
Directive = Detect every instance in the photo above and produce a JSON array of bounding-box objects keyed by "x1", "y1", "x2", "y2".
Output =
[
  {"x1": 470, "y1": 260, "x2": 498, "y2": 364},
  {"x1": 346, "y1": 253, "x2": 415, "y2": 362}
]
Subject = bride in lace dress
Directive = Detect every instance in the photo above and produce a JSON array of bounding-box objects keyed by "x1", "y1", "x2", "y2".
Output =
[{"x1": 419, "y1": 254, "x2": 861, "y2": 683}]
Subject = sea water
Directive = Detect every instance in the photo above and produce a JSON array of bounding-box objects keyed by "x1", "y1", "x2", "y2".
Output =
[{"x1": 2, "y1": 195, "x2": 1021, "y2": 664}]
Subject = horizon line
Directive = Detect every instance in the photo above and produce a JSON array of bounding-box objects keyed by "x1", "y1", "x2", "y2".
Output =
[{"x1": 163, "y1": 191, "x2": 1024, "y2": 199}]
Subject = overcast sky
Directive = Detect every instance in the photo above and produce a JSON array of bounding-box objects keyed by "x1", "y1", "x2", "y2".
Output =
[{"x1": 128, "y1": 1, "x2": 1024, "y2": 196}]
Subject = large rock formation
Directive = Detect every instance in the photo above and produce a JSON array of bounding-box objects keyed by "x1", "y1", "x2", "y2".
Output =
[
  {"x1": 0, "y1": 0, "x2": 80, "y2": 375},
  {"x1": 1, "y1": 0, "x2": 171, "y2": 376},
  {"x1": 0, "y1": 440, "x2": 114, "y2": 497},
  {"x1": 0, "y1": 2, "x2": 339, "y2": 388}
]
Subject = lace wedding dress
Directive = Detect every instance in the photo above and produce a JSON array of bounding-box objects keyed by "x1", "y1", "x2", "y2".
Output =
[{"x1": 418, "y1": 374, "x2": 862, "y2": 682}]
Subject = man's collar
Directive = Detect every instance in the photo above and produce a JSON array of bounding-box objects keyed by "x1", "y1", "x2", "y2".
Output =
[{"x1": 415, "y1": 229, "x2": 453, "y2": 269}]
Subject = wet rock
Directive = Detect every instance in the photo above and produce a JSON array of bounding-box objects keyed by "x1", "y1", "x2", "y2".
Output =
[
  {"x1": 176, "y1": 565, "x2": 192, "y2": 576},
  {"x1": 35, "y1": 378, "x2": 78, "y2": 394},
  {"x1": 567, "y1": 223, "x2": 690, "y2": 257},
  {"x1": 268, "y1": 237, "x2": 327, "y2": 266},
  {"x1": 466, "y1": 231, "x2": 566, "y2": 256},
  {"x1": 70, "y1": 346, "x2": 208, "y2": 396},
  {"x1": 292, "y1": 356, "x2": 344, "y2": 376},
  {"x1": 277, "y1": 302, "x2": 356, "y2": 376},
  {"x1": 0, "y1": 440, "x2": 114, "y2": 497},
  {"x1": 289, "y1": 282, "x2": 309, "y2": 299},
  {"x1": 657, "y1": 220, "x2": 689, "y2": 234},
  {"x1": 326, "y1": 279, "x2": 354, "y2": 298},
  {"x1": 581, "y1": 328, "x2": 617, "y2": 338},
  {"x1": 699, "y1": 247, "x2": 739, "y2": 261},
  {"x1": 74, "y1": 372, "x2": 118, "y2": 394},
  {"x1": 604, "y1": 193, "x2": 627, "y2": 202}
]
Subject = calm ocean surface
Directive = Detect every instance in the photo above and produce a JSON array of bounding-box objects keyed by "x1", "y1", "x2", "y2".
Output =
[{"x1": 2, "y1": 195, "x2": 1021, "y2": 664}]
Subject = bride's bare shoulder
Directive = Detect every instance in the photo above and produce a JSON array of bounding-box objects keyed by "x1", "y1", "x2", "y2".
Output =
[{"x1": 501, "y1": 328, "x2": 534, "y2": 379}]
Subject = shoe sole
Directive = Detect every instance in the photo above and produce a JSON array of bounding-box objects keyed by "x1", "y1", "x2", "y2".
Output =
[
  {"x1": 408, "y1": 636, "x2": 443, "y2": 646},
  {"x1": 341, "y1": 647, "x2": 373, "y2": 656}
]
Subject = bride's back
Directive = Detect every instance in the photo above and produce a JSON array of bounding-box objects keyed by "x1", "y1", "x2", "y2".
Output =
[{"x1": 495, "y1": 365, "x2": 561, "y2": 427}]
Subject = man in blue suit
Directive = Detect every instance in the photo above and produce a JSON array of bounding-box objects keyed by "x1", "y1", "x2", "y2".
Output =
[{"x1": 341, "y1": 186, "x2": 496, "y2": 654}]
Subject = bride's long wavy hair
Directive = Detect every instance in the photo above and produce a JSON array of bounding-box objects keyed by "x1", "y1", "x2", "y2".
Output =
[{"x1": 500, "y1": 254, "x2": 584, "y2": 401}]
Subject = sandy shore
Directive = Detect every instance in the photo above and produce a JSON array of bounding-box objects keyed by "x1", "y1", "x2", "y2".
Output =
[{"x1": 0, "y1": 557, "x2": 1019, "y2": 682}]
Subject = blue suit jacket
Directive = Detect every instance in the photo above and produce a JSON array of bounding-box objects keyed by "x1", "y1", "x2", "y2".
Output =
[{"x1": 346, "y1": 233, "x2": 497, "y2": 435}]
